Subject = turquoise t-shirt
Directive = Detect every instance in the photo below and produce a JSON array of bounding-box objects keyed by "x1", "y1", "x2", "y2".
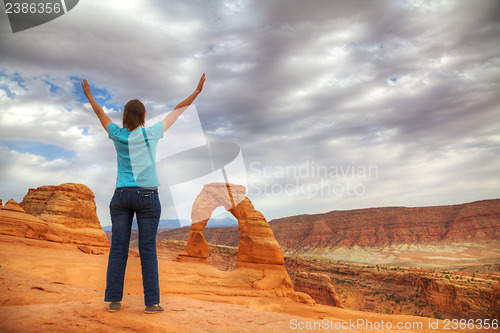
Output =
[{"x1": 108, "y1": 121, "x2": 164, "y2": 188}]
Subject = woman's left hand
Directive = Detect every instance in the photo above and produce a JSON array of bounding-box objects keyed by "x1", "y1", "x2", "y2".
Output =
[{"x1": 195, "y1": 73, "x2": 206, "y2": 94}]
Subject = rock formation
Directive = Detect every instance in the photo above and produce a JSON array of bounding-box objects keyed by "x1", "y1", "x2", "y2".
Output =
[
  {"x1": 16, "y1": 183, "x2": 109, "y2": 247},
  {"x1": 177, "y1": 183, "x2": 313, "y2": 304},
  {"x1": 4, "y1": 199, "x2": 26, "y2": 213},
  {"x1": 178, "y1": 183, "x2": 285, "y2": 268},
  {"x1": 21, "y1": 183, "x2": 100, "y2": 228},
  {"x1": 293, "y1": 272, "x2": 344, "y2": 308},
  {"x1": 1, "y1": 183, "x2": 109, "y2": 249},
  {"x1": 0, "y1": 199, "x2": 51, "y2": 240}
]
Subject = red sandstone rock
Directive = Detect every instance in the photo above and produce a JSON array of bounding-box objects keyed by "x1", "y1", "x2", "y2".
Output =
[
  {"x1": 1, "y1": 233, "x2": 442, "y2": 333},
  {"x1": 186, "y1": 230, "x2": 209, "y2": 258},
  {"x1": 21, "y1": 183, "x2": 100, "y2": 228},
  {"x1": 293, "y1": 272, "x2": 344, "y2": 308},
  {"x1": 270, "y1": 199, "x2": 500, "y2": 250},
  {"x1": 78, "y1": 244, "x2": 105, "y2": 255},
  {"x1": 39, "y1": 233, "x2": 63, "y2": 243},
  {"x1": 285, "y1": 255, "x2": 499, "y2": 320},
  {"x1": 233, "y1": 198, "x2": 284, "y2": 265},
  {"x1": 415, "y1": 275, "x2": 493, "y2": 318},
  {"x1": 180, "y1": 183, "x2": 284, "y2": 267},
  {"x1": 3, "y1": 199, "x2": 27, "y2": 213},
  {"x1": 20, "y1": 183, "x2": 109, "y2": 247},
  {"x1": 78, "y1": 245, "x2": 92, "y2": 254},
  {"x1": 287, "y1": 291, "x2": 316, "y2": 305},
  {"x1": 492, "y1": 265, "x2": 500, "y2": 319},
  {"x1": 0, "y1": 199, "x2": 49, "y2": 239},
  {"x1": 177, "y1": 183, "x2": 303, "y2": 302}
]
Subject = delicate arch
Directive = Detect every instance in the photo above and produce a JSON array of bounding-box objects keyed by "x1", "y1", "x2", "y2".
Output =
[{"x1": 178, "y1": 182, "x2": 284, "y2": 267}]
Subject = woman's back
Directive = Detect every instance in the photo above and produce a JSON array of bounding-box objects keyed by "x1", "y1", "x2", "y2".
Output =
[{"x1": 108, "y1": 122, "x2": 164, "y2": 188}]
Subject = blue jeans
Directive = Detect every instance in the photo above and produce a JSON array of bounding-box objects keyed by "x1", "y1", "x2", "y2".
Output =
[{"x1": 104, "y1": 187, "x2": 161, "y2": 306}]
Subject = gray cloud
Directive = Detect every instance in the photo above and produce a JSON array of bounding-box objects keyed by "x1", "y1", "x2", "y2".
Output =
[{"x1": 0, "y1": 0, "x2": 498, "y2": 224}]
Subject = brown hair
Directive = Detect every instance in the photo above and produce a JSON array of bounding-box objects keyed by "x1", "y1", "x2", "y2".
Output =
[{"x1": 123, "y1": 99, "x2": 146, "y2": 131}]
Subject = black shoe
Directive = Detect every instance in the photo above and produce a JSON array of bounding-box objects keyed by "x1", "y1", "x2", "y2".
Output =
[
  {"x1": 144, "y1": 304, "x2": 164, "y2": 314},
  {"x1": 108, "y1": 302, "x2": 121, "y2": 312}
]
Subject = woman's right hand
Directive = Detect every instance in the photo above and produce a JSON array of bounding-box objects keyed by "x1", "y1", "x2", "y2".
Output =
[
  {"x1": 195, "y1": 73, "x2": 206, "y2": 94},
  {"x1": 81, "y1": 79, "x2": 93, "y2": 99}
]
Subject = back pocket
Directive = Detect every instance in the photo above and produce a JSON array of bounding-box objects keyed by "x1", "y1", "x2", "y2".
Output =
[{"x1": 139, "y1": 191, "x2": 156, "y2": 209}]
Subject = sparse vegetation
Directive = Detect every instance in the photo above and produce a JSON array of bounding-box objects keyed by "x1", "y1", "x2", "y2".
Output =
[{"x1": 281, "y1": 250, "x2": 497, "y2": 321}]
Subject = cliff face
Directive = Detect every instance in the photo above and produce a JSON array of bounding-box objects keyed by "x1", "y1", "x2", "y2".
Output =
[
  {"x1": 270, "y1": 199, "x2": 500, "y2": 249},
  {"x1": 414, "y1": 275, "x2": 494, "y2": 319},
  {"x1": 285, "y1": 256, "x2": 500, "y2": 320},
  {"x1": 293, "y1": 272, "x2": 344, "y2": 308},
  {"x1": 158, "y1": 225, "x2": 240, "y2": 247},
  {"x1": 158, "y1": 199, "x2": 500, "y2": 252}
]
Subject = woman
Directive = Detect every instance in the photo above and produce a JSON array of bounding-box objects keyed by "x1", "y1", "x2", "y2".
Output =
[{"x1": 81, "y1": 73, "x2": 206, "y2": 313}]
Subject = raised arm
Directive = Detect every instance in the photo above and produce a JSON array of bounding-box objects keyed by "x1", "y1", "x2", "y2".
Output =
[
  {"x1": 81, "y1": 79, "x2": 112, "y2": 132},
  {"x1": 162, "y1": 73, "x2": 206, "y2": 132}
]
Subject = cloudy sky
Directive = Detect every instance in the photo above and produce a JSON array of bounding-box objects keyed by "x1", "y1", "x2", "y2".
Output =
[{"x1": 1, "y1": 0, "x2": 499, "y2": 226}]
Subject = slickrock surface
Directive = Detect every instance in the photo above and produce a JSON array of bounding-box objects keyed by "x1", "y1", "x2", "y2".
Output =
[
  {"x1": 19, "y1": 183, "x2": 109, "y2": 247},
  {"x1": 1, "y1": 234, "x2": 488, "y2": 333}
]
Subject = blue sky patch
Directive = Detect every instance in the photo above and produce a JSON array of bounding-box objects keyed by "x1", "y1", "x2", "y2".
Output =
[
  {"x1": 0, "y1": 71, "x2": 28, "y2": 98},
  {"x1": 79, "y1": 126, "x2": 90, "y2": 136},
  {"x1": 0, "y1": 84, "x2": 15, "y2": 98},
  {"x1": 1, "y1": 140, "x2": 76, "y2": 161},
  {"x1": 71, "y1": 76, "x2": 124, "y2": 110},
  {"x1": 11, "y1": 72, "x2": 26, "y2": 89},
  {"x1": 42, "y1": 79, "x2": 60, "y2": 94}
]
